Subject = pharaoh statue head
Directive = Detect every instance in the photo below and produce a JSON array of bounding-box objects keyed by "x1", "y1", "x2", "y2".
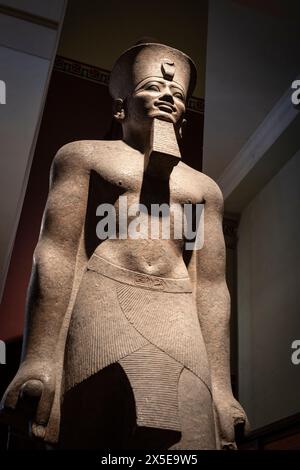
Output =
[{"x1": 109, "y1": 42, "x2": 197, "y2": 130}]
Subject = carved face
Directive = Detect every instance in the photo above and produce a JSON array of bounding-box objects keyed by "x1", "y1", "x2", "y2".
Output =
[{"x1": 125, "y1": 77, "x2": 186, "y2": 126}]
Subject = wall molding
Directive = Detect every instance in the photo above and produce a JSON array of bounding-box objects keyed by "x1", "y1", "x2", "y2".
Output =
[
  {"x1": 0, "y1": 5, "x2": 59, "y2": 30},
  {"x1": 217, "y1": 81, "x2": 300, "y2": 201},
  {"x1": 54, "y1": 55, "x2": 204, "y2": 114}
]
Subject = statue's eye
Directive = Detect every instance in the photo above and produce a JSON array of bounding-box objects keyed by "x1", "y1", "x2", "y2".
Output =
[
  {"x1": 146, "y1": 84, "x2": 160, "y2": 92},
  {"x1": 174, "y1": 92, "x2": 184, "y2": 101}
]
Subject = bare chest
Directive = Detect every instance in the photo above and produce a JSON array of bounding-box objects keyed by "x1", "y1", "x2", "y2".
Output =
[{"x1": 90, "y1": 152, "x2": 204, "y2": 207}]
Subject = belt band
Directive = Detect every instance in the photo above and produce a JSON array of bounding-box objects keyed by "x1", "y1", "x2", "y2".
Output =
[{"x1": 87, "y1": 253, "x2": 192, "y2": 293}]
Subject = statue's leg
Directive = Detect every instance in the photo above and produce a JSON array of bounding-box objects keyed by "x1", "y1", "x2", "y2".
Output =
[
  {"x1": 170, "y1": 368, "x2": 217, "y2": 450},
  {"x1": 59, "y1": 363, "x2": 136, "y2": 449}
]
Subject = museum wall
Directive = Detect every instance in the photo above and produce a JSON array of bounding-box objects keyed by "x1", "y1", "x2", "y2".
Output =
[
  {"x1": 202, "y1": 0, "x2": 300, "y2": 436},
  {"x1": 238, "y1": 150, "x2": 300, "y2": 429},
  {"x1": 203, "y1": 0, "x2": 300, "y2": 181},
  {"x1": 0, "y1": 0, "x2": 66, "y2": 303}
]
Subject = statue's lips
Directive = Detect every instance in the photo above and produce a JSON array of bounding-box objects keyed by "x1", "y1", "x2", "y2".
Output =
[{"x1": 155, "y1": 102, "x2": 176, "y2": 114}]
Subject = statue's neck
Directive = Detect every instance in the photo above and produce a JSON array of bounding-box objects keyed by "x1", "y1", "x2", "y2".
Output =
[
  {"x1": 122, "y1": 123, "x2": 152, "y2": 155},
  {"x1": 122, "y1": 119, "x2": 181, "y2": 180}
]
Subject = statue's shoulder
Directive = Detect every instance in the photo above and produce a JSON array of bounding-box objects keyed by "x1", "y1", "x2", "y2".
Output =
[
  {"x1": 53, "y1": 140, "x2": 121, "y2": 171},
  {"x1": 179, "y1": 162, "x2": 224, "y2": 207},
  {"x1": 53, "y1": 140, "x2": 93, "y2": 170},
  {"x1": 198, "y1": 171, "x2": 224, "y2": 208}
]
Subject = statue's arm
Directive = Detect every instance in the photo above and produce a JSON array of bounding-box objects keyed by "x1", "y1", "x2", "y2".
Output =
[
  {"x1": 194, "y1": 179, "x2": 249, "y2": 448},
  {"x1": 22, "y1": 145, "x2": 89, "y2": 363},
  {"x1": 1, "y1": 143, "x2": 89, "y2": 434}
]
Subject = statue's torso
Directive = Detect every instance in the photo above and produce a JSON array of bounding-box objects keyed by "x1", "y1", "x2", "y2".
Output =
[
  {"x1": 77, "y1": 140, "x2": 206, "y2": 278},
  {"x1": 61, "y1": 140, "x2": 215, "y2": 447}
]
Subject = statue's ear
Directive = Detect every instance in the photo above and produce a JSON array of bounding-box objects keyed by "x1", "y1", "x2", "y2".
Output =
[
  {"x1": 113, "y1": 98, "x2": 125, "y2": 122},
  {"x1": 178, "y1": 118, "x2": 187, "y2": 139}
]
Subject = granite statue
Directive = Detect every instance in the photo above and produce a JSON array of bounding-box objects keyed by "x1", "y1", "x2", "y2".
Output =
[{"x1": 1, "y1": 42, "x2": 248, "y2": 449}]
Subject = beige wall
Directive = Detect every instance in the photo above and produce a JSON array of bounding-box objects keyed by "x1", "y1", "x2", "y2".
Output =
[{"x1": 238, "y1": 150, "x2": 300, "y2": 429}]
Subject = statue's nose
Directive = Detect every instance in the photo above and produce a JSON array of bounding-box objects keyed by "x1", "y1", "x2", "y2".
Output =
[{"x1": 159, "y1": 92, "x2": 174, "y2": 104}]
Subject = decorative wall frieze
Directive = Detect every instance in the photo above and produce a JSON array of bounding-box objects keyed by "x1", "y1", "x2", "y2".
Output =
[{"x1": 54, "y1": 56, "x2": 204, "y2": 114}]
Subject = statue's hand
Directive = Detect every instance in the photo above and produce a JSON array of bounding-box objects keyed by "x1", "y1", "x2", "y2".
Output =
[
  {"x1": 213, "y1": 388, "x2": 250, "y2": 450},
  {"x1": 0, "y1": 360, "x2": 55, "y2": 440}
]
